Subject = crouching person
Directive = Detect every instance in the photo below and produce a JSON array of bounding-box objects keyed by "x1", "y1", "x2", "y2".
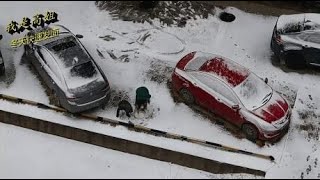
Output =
[
  {"x1": 135, "y1": 86, "x2": 151, "y2": 116},
  {"x1": 116, "y1": 100, "x2": 133, "y2": 118}
]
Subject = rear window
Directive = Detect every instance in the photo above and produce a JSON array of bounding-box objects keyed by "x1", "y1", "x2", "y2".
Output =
[
  {"x1": 52, "y1": 41, "x2": 76, "y2": 51},
  {"x1": 46, "y1": 36, "x2": 92, "y2": 68},
  {"x1": 184, "y1": 52, "x2": 214, "y2": 71},
  {"x1": 185, "y1": 57, "x2": 211, "y2": 70},
  {"x1": 70, "y1": 61, "x2": 97, "y2": 78}
]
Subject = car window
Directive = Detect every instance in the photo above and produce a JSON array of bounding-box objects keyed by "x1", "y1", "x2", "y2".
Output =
[
  {"x1": 303, "y1": 20, "x2": 320, "y2": 31},
  {"x1": 52, "y1": 41, "x2": 76, "y2": 52},
  {"x1": 191, "y1": 72, "x2": 238, "y2": 104},
  {"x1": 39, "y1": 47, "x2": 63, "y2": 82},
  {"x1": 280, "y1": 22, "x2": 303, "y2": 34}
]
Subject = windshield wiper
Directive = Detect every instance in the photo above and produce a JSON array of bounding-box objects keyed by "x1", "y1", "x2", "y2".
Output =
[{"x1": 262, "y1": 92, "x2": 272, "y2": 104}]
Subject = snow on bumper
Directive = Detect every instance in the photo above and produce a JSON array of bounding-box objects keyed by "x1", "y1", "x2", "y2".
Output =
[
  {"x1": 65, "y1": 90, "x2": 111, "y2": 113},
  {"x1": 260, "y1": 108, "x2": 291, "y2": 140}
]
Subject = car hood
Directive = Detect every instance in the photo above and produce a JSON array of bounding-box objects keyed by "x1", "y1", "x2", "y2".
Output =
[{"x1": 251, "y1": 92, "x2": 289, "y2": 123}]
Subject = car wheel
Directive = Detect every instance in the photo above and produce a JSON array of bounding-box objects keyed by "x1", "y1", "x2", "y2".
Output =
[
  {"x1": 242, "y1": 123, "x2": 258, "y2": 141},
  {"x1": 284, "y1": 51, "x2": 306, "y2": 69},
  {"x1": 271, "y1": 53, "x2": 280, "y2": 66},
  {"x1": 179, "y1": 88, "x2": 194, "y2": 105}
]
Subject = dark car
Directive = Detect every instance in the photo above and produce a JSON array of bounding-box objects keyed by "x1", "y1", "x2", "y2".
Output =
[
  {"x1": 0, "y1": 49, "x2": 4, "y2": 76},
  {"x1": 271, "y1": 13, "x2": 320, "y2": 69},
  {"x1": 24, "y1": 25, "x2": 111, "y2": 113}
]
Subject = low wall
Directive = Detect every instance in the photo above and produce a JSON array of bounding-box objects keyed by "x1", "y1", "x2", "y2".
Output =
[{"x1": 0, "y1": 110, "x2": 266, "y2": 177}]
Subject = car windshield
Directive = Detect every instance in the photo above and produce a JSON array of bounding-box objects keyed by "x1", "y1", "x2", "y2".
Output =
[
  {"x1": 279, "y1": 22, "x2": 303, "y2": 34},
  {"x1": 233, "y1": 73, "x2": 273, "y2": 111}
]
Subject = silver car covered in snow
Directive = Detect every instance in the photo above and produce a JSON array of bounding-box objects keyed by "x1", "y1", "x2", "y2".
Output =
[{"x1": 24, "y1": 25, "x2": 111, "y2": 113}]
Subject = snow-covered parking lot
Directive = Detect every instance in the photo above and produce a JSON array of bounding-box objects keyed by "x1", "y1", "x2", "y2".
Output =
[{"x1": 1, "y1": 1, "x2": 320, "y2": 178}]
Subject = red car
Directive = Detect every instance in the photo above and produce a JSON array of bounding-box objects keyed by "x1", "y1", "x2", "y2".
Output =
[{"x1": 171, "y1": 51, "x2": 291, "y2": 141}]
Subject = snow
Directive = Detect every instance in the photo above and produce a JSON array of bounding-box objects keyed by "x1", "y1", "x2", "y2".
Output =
[
  {"x1": 0, "y1": 1, "x2": 320, "y2": 179},
  {"x1": 281, "y1": 32, "x2": 320, "y2": 50},
  {"x1": 1, "y1": 123, "x2": 249, "y2": 179},
  {"x1": 234, "y1": 73, "x2": 273, "y2": 111},
  {"x1": 276, "y1": 14, "x2": 304, "y2": 32},
  {"x1": 277, "y1": 13, "x2": 320, "y2": 35},
  {"x1": 131, "y1": 28, "x2": 186, "y2": 54},
  {"x1": 185, "y1": 51, "x2": 212, "y2": 70}
]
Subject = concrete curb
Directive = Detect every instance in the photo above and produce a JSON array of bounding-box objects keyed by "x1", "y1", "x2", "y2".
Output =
[{"x1": 0, "y1": 110, "x2": 266, "y2": 177}]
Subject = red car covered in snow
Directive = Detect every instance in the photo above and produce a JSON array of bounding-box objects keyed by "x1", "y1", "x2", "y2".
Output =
[{"x1": 171, "y1": 51, "x2": 291, "y2": 141}]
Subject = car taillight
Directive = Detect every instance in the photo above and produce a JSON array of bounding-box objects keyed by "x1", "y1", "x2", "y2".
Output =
[{"x1": 275, "y1": 35, "x2": 283, "y2": 45}]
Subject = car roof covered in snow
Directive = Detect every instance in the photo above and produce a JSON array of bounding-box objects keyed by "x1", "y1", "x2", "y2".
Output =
[
  {"x1": 185, "y1": 52, "x2": 250, "y2": 87},
  {"x1": 31, "y1": 25, "x2": 92, "y2": 68},
  {"x1": 276, "y1": 13, "x2": 320, "y2": 33}
]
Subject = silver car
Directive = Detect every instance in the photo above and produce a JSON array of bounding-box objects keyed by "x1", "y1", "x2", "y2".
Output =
[{"x1": 23, "y1": 25, "x2": 111, "y2": 113}]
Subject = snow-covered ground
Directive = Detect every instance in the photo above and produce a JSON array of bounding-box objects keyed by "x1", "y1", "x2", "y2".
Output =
[
  {"x1": 1, "y1": 1, "x2": 320, "y2": 178},
  {"x1": 2, "y1": 123, "x2": 255, "y2": 179}
]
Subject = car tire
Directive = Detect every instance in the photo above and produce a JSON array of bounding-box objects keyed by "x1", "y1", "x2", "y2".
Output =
[
  {"x1": 284, "y1": 51, "x2": 306, "y2": 69},
  {"x1": 179, "y1": 88, "x2": 194, "y2": 105},
  {"x1": 271, "y1": 53, "x2": 280, "y2": 66},
  {"x1": 242, "y1": 123, "x2": 258, "y2": 141}
]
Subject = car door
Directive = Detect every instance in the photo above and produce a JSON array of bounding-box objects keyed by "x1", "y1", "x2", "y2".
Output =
[
  {"x1": 35, "y1": 47, "x2": 64, "y2": 91},
  {"x1": 186, "y1": 72, "x2": 218, "y2": 112},
  {"x1": 33, "y1": 46, "x2": 52, "y2": 84},
  {"x1": 191, "y1": 72, "x2": 244, "y2": 126}
]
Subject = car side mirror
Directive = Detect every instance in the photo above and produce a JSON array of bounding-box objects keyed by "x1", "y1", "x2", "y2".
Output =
[
  {"x1": 264, "y1": 78, "x2": 268, "y2": 84},
  {"x1": 232, "y1": 104, "x2": 240, "y2": 111},
  {"x1": 76, "y1": 34, "x2": 83, "y2": 39}
]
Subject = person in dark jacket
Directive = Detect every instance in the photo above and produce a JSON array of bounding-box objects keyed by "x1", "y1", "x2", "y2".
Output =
[
  {"x1": 135, "y1": 86, "x2": 151, "y2": 113},
  {"x1": 116, "y1": 100, "x2": 133, "y2": 118}
]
